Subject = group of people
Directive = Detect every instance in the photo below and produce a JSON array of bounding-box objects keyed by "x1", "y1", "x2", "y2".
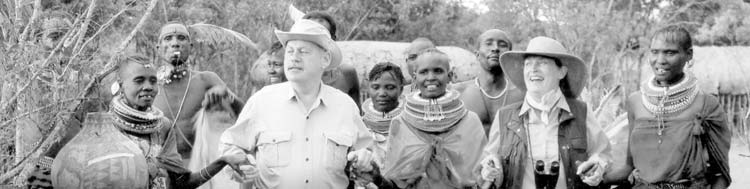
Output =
[{"x1": 27, "y1": 9, "x2": 732, "y2": 189}]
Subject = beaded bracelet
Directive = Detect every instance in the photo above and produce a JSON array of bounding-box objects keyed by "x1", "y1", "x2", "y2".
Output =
[{"x1": 38, "y1": 156, "x2": 54, "y2": 169}]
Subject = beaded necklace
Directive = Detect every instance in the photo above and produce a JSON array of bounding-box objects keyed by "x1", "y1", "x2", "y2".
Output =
[
  {"x1": 474, "y1": 77, "x2": 508, "y2": 99},
  {"x1": 111, "y1": 95, "x2": 164, "y2": 134},
  {"x1": 640, "y1": 72, "x2": 699, "y2": 143},
  {"x1": 362, "y1": 98, "x2": 403, "y2": 135},
  {"x1": 402, "y1": 90, "x2": 467, "y2": 132},
  {"x1": 157, "y1": 63, "x2": 189, "y2": 85},
  {"x1": 640, "y1": 72, "x2": 698, "y2": 115}
]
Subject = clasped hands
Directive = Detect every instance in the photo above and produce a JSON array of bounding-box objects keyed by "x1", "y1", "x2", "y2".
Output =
[
  {"x1": 225, "y1": 149, "x2": 377, "y2": 183},
  {"x1": 479, "y1": 155, "x2": 605, "y2": 188}
]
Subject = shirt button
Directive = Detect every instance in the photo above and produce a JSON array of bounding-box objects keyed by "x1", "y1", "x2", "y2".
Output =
[
  {"x1": 305, "y1": 158, "x2": 309, "y2": 161},
  {"x1": 306, "y1": 137, "x2": 309, "y2": 142},
  {"x1": 306, "y1": 116, "x2": 309, "y2": 120},
  {"x1": 305, "y1": 179, "x2": 309, "y2": 183}
]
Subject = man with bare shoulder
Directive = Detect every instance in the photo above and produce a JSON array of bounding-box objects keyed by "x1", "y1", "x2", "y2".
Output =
[
  {"x1": 454, "y1": 29, "x2": 523, "y2": 135},
  {"x1": 152, "y1": 22, "x2": 244, "y2": 164}
]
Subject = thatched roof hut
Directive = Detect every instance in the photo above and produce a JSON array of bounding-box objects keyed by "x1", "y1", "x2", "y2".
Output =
[{"x1": 689, "y1": 46, "x2": 750, "y2": 95}]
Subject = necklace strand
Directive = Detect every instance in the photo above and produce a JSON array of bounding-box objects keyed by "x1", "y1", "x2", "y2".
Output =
[
  {"x1": 475, "y1": 78, "x2": 507, "y2": 99},
  {"x1": 161, "y1": 70, "x2": 193, "y2": 148}
]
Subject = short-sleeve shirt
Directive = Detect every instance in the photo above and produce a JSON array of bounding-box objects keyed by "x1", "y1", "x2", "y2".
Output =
[{"x1": 220, "y1": 82, "x2": 373, "y2": 189}]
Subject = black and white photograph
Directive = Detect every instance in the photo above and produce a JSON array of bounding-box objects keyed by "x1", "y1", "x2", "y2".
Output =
[{"x1": 0, "y1": 0, "x2": 749, "y2": 188}]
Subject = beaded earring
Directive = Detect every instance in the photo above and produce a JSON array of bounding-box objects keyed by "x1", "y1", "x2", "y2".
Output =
[{"x1": 111, "y1": 82, "x2": 121, "y2": 96}]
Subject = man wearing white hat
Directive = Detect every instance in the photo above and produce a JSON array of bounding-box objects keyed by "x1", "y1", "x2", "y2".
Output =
[
  {"x1": 219, "y1": 19, "x2": 374, "y2": 189},
  {"x1": 479, "y1": 37, "x2": 612, "y2": 188}
]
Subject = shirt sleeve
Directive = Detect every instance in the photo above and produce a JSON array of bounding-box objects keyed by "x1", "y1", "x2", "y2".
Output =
[
  {"x1": 220, "y1": 93, "x2": 261, "y2": 156},
  {"x1": 350, "y1": 101, "x2": 374, "y2": 151},
  {"x1": 483, "y1": 110, "x2": 504, "y2": 158},
  {"x1": 585, "y1": 108, "x2": 613, "y2": 168}
]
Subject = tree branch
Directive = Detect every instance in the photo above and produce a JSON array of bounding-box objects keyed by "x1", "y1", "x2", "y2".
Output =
[
  {"x1": 0, "y1": 0, "x2": 161, "y2": 184},
  {"x1": 60, "y1": 2, "x2": 131, "y2": 78},
  {"x1": 72, "y1": 0, "x2": 97, "y2": 52},
  {"x1": 344, "y1": 8, "x2": 373, "y2": 41},
  {"x1": 0, "y1": 97, "x2": 82, "y2": 127},
  {"x1": 0, "y1": 23, "x2": 77, "y2": 112},
  {"x1": 17, "y1": 0, "x2": 39, "y2": 42}
]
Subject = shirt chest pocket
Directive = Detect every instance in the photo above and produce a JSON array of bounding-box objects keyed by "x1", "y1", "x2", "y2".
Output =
[
  {"x1": 324, "y1": 132, "x2": 354, "y2": 169},
  {"x1": 257, "y1": 131, "x2": 292, "y2": 168}
]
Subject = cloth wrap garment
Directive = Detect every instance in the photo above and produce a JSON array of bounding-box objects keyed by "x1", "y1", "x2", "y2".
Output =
[
  {"x1": 383, "y1": 90, "x2": 487, "y2": 188},
  {"x1": 625, "y1": 73, "x2": 731, "y2": 188}
]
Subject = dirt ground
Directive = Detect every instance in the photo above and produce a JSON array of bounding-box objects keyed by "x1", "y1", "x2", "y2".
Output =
[{"x1": 729, "y1": 140, "x2": 750, "y2": 189}]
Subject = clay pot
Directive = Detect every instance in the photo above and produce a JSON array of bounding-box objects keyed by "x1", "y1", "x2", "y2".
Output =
[{"x1": 52, "y1": 112, "x2": 149, "y2": 189}]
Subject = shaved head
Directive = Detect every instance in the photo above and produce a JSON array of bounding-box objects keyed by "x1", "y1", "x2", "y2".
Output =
[
  {"x1": 405, "y1": 37, "x2": 437, "y2": 77},
  {"x1": 406, "y1": 38, "x2": 436, "y2": 55},
  {"x1": 159, "y1": 22, "x2": 190, "y2": 42},
  {"x1": 117, "y1": 54, "x2": 158, "y2": 110},
  {"x1": 118, "y1": 54, "x2": 154, "y2": 79},
  {"x1": 414, "y1": 49, "x2": 453, "y2": 98},
  {"x1": 477, "y1": 29, "x2": 511, "y2": 49},
  {"x1": 158, "y1": 22, "x2": 193, "y2": 64},
  {"x1": 477, "y1": 29, "x2": 512, "y2": 71}
]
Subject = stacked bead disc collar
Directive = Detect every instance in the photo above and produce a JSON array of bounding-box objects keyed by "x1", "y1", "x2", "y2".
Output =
[
  {"x1": 640, "y1": 72, "x2": 699, "y2": 115},
  {"x1": 402, "y1": 90, "x2": 467, "y2": 133},
  {"x1": 362, "y1": 98, "x2": 403, "y2": 135},
  {"x1": 111, "y1": 95, "x2": 165, "y2": 134}
]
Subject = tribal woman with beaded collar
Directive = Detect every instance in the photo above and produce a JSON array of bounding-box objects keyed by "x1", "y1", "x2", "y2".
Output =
[
  {"x1": 349, "y1": 62, "x2": 406, "y2": 188},
  {"x1": 606, "y1": 26, "x2": 731, "y2": 188},
  {"x1": 363, "y1": 62, "x2": 405, "y2": 164},
  {"x1": 109, "y1": 54, "x2": 248, "y2": 188},
  {"x1": 379, "y1": 49, "x2": 487, "y2": 188}
]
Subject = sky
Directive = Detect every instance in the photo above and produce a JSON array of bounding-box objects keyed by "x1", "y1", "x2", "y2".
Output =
[{"x1": 458, "y1": 0, "x2": 490, "y2": 14}]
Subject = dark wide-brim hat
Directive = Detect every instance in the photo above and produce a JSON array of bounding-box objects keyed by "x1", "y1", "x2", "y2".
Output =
[
  {"x1": 275, "y1": 19, "x2": 342, "y2": 70},
  {"x1": 499, "y1": 36, "x2": 587, "y2": 98}
]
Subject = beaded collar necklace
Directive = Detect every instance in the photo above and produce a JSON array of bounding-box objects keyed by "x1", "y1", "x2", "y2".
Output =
[
  {"x1": 110, "y1": 95, "x2": 164, "y2": 134},
  {"x1": 402, "y1": 90, "x2": 467, "y2": 132},
  {"x1": 640, "y1": 72, "x2": 699, "y2": 143},
  {"x1": 640, "y1": 72, "x2": 698, "y2": 115},
  {"x1": 362, "y1": 98, "x2": 403, "y2": 134}
]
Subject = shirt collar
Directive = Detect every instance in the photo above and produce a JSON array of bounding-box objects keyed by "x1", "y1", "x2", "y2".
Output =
[{"x1": 285, "y1": 82, "x2": 330, "y2": 107}]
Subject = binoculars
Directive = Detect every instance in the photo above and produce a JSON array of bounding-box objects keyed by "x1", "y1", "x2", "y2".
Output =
[{"x1": 534, "y1": 160, "x2": 560, "y2": 189}]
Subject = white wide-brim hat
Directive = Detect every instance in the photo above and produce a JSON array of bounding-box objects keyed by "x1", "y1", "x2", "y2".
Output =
[
  {"x1": 275, "y1": 19, "x2": 342, "y2": 70},
  {"x1": 499, "y1": 36, "x2": 587, "y2": 98}
]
